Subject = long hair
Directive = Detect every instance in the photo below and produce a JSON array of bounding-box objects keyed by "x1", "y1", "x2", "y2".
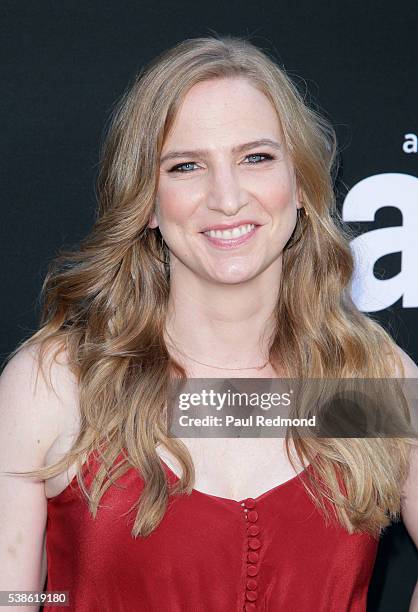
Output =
[{"x1": 5, "y1": 34, "x2": 414, "y2": 537}]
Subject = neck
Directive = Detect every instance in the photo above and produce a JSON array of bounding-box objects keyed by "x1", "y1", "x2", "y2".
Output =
[{"x1": 164, "y1": 258, "x2": 281, "y2": 370}]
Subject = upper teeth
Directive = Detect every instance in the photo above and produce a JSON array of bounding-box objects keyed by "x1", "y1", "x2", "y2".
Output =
[{"x1": 204, "y1": 223, "x2": 255, "y2": 239}]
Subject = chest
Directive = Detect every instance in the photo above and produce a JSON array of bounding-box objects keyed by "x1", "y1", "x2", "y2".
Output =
[{"x1": 156, "y1": 437, "x2": 305, "y2": 501}]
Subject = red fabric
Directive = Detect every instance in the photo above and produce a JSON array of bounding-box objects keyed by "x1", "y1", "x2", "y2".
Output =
[{"x1": 45, "y1": 451, "x2": 378, "y2": 611}]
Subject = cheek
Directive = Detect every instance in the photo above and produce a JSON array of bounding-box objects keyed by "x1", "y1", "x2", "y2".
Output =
[
  {"x1": 252, "y1": 161, "x2": 296, "y2": 210},
  {"x1": 156, "y1": 181, "x2": 200, "y2": 227},
  {"x1": 156, "y1": 194, "x2": 186, "y2": 232},
  {"x1": 260, "y1": 177, "x2": 295, "y2": 214}
]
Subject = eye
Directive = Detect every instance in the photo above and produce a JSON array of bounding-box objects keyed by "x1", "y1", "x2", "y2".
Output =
[
  {"x1": 244, "y1": 153, "x2": 274, "y2": 164},
  {"x1": 169, "y1": 161, "x2": 200, "y2": 173},
  {"x1": 168, "y1": 152, "x2": 274, "y2": 173}
]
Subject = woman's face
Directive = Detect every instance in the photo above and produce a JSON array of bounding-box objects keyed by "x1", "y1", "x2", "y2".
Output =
[{"x1": 152, "y1": 77, "x2": 302, "y2": 284}]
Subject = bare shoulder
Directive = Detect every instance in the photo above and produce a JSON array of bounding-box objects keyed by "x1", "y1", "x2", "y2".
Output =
[{"x1": 0, "y1": 340, "x2": 80, "y2": 469}]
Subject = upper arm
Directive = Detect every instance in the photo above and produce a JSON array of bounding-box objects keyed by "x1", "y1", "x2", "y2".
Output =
[
  {"x1": 0, "y1": 343, "x2": 74, "y2": 605},
  {"x1": 392, "y1": 345, "x2": 418, "y2": 549},
  {"x1": 402, "y1": 446, "x2": 418, "y2": 549}
]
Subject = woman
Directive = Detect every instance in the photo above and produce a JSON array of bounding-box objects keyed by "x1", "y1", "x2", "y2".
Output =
[{"x1": 1, "y1": 35, "x2": 417, "y2": 612}]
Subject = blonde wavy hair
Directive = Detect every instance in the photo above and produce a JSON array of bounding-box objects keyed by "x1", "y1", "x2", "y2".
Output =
[{"x1": 6, "y1": 34, "x2": 414, "y2": 538}]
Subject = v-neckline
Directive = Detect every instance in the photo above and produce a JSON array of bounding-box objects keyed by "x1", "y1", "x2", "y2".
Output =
[{"x1": 160, "y1": 457, "x2": 311, "y2": 505}]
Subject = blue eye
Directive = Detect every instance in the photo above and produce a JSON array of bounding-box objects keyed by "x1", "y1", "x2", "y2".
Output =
[
  {"x1": 245, "y1": 153, "x2": 274, "y2": 163},
  {"x1": 168, "y1": 152, "x2": 274, "y2": 173},
  {"x1": 169, "y1": 162, "x2": 199, "y2": 173}
]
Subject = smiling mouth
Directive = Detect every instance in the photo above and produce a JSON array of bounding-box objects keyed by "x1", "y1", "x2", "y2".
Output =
[
  {"x1": 202, "y1": 223, "x2": 256, "y2": 239},
  {"x1": 199, "y1": 222, "x2": 260, "y2": 250}
]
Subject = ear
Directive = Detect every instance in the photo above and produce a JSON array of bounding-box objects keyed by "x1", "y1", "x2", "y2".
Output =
[
  {"x1": 296, "y1": 186, "x2": 304, "y2": 210},
  {"x1": 148, "y1": 212, "x2": 159, "y2": 229},
  {"x1": 148, "y1": 199, "x2": 160, "y2": 229}
]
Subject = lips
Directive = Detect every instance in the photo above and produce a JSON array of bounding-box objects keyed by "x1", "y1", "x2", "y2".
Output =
[
  {"x1": 200, "y1": 223, "x2": 260, "y2": 249},
  {"x1": 200, "y1": 220, "x2": 260, "y2": 232}
]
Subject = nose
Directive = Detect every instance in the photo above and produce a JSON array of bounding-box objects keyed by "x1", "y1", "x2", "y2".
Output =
[{"x1": 206, "y1": 163, "x2": 248, "y2": 216}]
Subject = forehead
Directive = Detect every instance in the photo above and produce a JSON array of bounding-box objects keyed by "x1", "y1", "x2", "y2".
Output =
[{"x1": 163, "y1": 77, "x2": 283, "y2": 149}]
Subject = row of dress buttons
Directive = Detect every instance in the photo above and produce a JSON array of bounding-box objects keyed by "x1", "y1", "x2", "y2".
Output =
[{"x1": 241, "y1": 497, "x2": 261, "y2": 611}]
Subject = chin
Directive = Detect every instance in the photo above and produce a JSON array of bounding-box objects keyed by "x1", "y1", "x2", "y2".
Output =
[{"x1": 208, "y1": 266, "x2": 259, "y2": 285}]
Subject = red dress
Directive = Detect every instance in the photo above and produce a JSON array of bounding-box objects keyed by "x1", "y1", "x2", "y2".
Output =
[{"x1": 45, "y1": 450, "x2": 378, "y2": 611}]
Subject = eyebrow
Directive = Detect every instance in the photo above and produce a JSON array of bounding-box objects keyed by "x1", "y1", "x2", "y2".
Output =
[{"x1": 160, "y1": 138, "x2": 281, "y2": 164}]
